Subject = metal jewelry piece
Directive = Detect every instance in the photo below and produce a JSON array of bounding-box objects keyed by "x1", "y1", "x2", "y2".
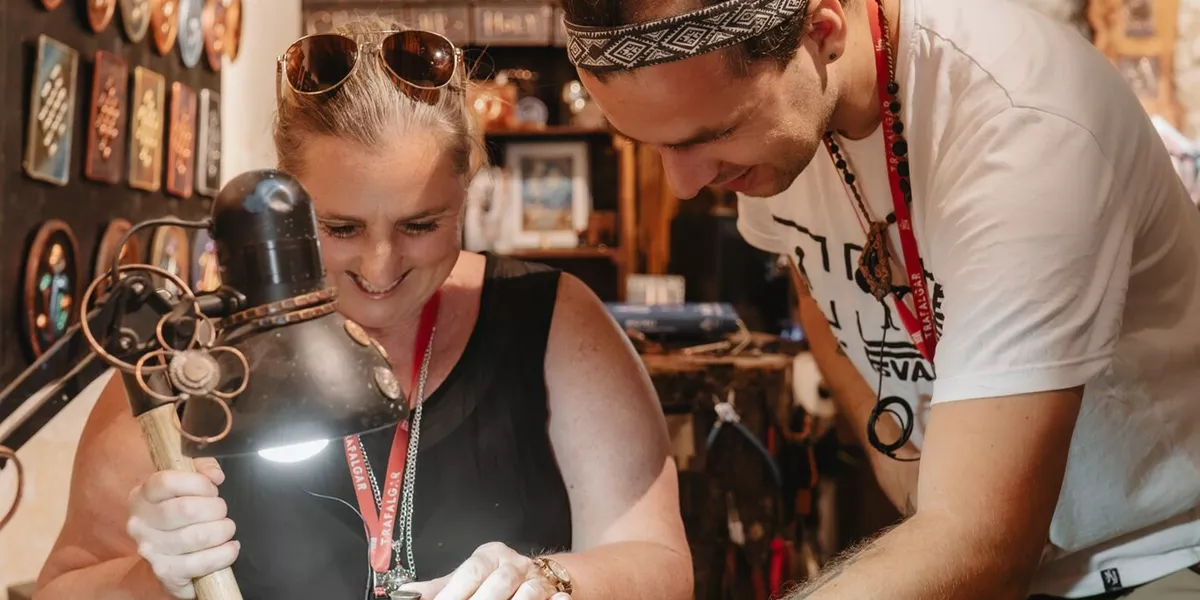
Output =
[
  {"x1": 120, "y1": 0, "x2": 151, "y2": 42},
  {"x1": 85, "y1": 51, "x2": 129, "y2": 184},
  {"x1": 178, "y1": 0, "x2": 204, "y2": 67},
  {"x1": 88, "y1": 0, "x2": 118, "y2": 32},
  {"x1": 196, "y1": 89, "x2": 222, "y2": 196},
  {"x1": 24, "y1": 35, "x2": 79, "y2": 187},
  {"x1": 345, "y1": 320, "x2": 371, "y2": 346},
  {"x1": 151, "y1": 0, "x2": 181, "y2": 55},
  {"x1": 167, "y1": 82, "x2": 197, "y2": 198},
  {"x1": 23, "y1": 220, "x2": 80, "y2": 358},
  {"x1": 374, "y1": 367, "x2": 402, "y2": 402},
  {"x1": 564, "y1": 0, "x2": 807, "y2": 71},
  {"x1": 129, "y1": 67, "x2": 166, "y2": 192}
]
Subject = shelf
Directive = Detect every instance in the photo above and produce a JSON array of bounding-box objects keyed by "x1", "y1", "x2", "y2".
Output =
[
  {"x1": 502, "y1": 246, "x2": 621, "y2": 261},
  {"x1": 484, "y1": 126, "x2": 613, "y2": 138}
]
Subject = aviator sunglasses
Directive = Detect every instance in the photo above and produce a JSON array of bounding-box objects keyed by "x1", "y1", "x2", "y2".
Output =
[{"x1": 277, "y1": 30, "x2": 461, "y2": 102}]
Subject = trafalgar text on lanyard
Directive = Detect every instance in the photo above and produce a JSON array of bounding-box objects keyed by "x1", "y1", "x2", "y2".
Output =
[
  {"x1": 864, "y1": 0, "x2": 938, "y2": 362},
  {"x1": 342, "y1": 291, "x2": 440, "y2": 596}
]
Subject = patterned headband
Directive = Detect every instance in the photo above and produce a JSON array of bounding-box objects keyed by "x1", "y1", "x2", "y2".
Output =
[{"x1": 565, "y1": 0, "x2": 809, "y2": 72}]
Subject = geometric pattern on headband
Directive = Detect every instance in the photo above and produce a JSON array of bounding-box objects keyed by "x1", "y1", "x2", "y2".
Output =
[{"x1": 564, "y1": 0, "x2": 808, "y2": 71}]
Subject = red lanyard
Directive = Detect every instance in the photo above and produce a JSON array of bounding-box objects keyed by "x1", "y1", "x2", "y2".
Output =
[
  {"x1": 866, "y1": 0, "x2": 938, "y2": 362},
  {"x1": 342, "y1": 291, "x2": 441, "y2": 576}
]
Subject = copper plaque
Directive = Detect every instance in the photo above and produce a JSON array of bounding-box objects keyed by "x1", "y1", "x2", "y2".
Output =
[
  {"x1": 191, "y1": 227, "x2": 221, "y2": 292},
  {"x1": 129, "y1": 66, "x2": 166, "y2": 192},
  {"x1": 24, "y1": 35, "x2": 79, "y2": 188},
  {"x1": 88, "y1": 0, "x2": 118, "y2": 32},
  {"x1": 178, "y1": 0, "x2": 204, "y2": 68},
  {"x1": 472, "y1": 5, "x2": 554, "y2": 46},
  {"x1": 23, "y1": 220, "x2": 80, "y2": 359},
  {"x1": 151, "y1": 0, "x2": 181, "y2": 56},
  {"x1": 149, "y1": 225, "x2": 191, "y2": 296},
  {"x1": 201, "y1": 0, "x2": 226, "y2": 71},
  {"x1": 94, "y1": 218, "x2": 143, "y2": 281},
  {"x1": 167, "y1": 82, "x2": 197, "y2": 198},
  {"x1": 224, "y1": 0, "x2": 242, "y2": 61},
  {"x1": 120, "y1": 0, "x2": 151, "y2": 42},
  {"x1": 196, "y1": 89, "x2": 221, "y2": 197},
  {"x1": 85, "y1": 51, "x2": 129, "y2": 184}
]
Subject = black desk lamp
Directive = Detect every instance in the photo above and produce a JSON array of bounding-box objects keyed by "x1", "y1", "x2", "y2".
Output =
[{"x1": 0, "y1": 170, "x2": 408, "y2": 600}]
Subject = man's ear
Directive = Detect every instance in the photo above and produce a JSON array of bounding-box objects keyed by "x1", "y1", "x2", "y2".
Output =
[{"x1": 807, "y1": 0, "x2": 850, "y2": 63}]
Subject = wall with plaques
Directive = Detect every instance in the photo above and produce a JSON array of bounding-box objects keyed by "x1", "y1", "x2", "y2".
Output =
[
  {"x1": 1176, "y1": 0, "x2": 1200, "y2": 136},
  {"x1": 0, "y1": 2, "x2": 229, "y2": 596}
]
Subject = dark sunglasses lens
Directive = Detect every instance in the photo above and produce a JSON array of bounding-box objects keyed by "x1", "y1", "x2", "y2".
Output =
[
  {"x1": 284, "y1": 34, "x2": 357, "y2": 94},
  {"x1": 381, "y1": 31, "x2": 456, "y2": 88}
]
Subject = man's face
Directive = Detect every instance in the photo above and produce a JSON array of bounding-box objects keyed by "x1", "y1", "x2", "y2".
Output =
[{"x1": 581, "y1": 48, "x2": 836, "y2": 199}]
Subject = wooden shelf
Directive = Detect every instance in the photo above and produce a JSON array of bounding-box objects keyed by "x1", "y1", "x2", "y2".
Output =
[
  {"x1": 503, "y1": 246, "x2": 621, "y2": 261},
  {"x1": 484, "y1": 126, "x2": 613, "y2": 138}
]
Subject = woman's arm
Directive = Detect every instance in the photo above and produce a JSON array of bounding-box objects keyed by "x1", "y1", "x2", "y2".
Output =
[
  {"x1": 33, "y1": 374, "x2": 173, "y2": 599},
  {"x1": 538, "y1": 273, "x2": 693, "y2": 600}
]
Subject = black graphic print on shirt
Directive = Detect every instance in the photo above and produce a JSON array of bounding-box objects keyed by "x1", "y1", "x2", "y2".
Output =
[{"x1": 774, "y1": 214, "x2": 945, "y2": 390}]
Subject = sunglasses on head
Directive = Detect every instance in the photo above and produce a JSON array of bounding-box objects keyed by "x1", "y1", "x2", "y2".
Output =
[{"x1": 276, "y1": 30, "x2": 461, "y2": 102}]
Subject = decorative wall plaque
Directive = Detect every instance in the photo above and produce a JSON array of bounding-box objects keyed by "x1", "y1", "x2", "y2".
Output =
[
  {"x1": 201, "y1": 0, "x2": 227, "y2": 71},
  {"x1": 167, "y1": 82, "x2": 197, "y2": 198},
  {"x1": 197, "y1": 89, "x2": 222, "y2": 197},
  {"x1": 120, "y1": 0, "x2": 151, "y2": 42},
  {"x1": 410, "y1": 6, "x2": 471, "y2": 45},
  {"x1": 129, "y1": 66, "x2": 166, "y2": 192},
  {"x1": 24, "y1": 35, "x2": 79, "y2": 188},
  {"x1": 23, "y1": 220, "x2": 80, "y2": 359},
  {"x1": 224, "y1": 0, "x2": 242, "y2": 61},
  {"x1": 149, "y1": 225, "x2": 191, "y2": 296},
  {"x1": 88, "y1": 0, "x2": 118, "y2": 32},
  {"x1": 473, "y1": 5, "x2": 554, "y2": 46},
  {"x1": 191, "y1": 227, "x2": 221, "y2": 293},
  {"x1": 178, "y1": 0, "x2": 204, "y2": 67},
  {"x1": 94, "y1": 218, "x2": 143, "y2": 281},
  {"x1": 151, "y1": 0, "x2": 181, "y2": 55},
  {"x1": 85, "y1": 51, "x2": 129, "y2": 184}
]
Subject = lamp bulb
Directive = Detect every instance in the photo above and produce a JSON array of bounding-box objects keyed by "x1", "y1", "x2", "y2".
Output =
[{"x1": 257, "y1": 439, "x2": 330, "y2": 463}]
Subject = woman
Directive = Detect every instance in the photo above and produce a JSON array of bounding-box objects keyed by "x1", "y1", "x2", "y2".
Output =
[{"x1": 34, "y1": 21, "x2": 692, "y2": 600}]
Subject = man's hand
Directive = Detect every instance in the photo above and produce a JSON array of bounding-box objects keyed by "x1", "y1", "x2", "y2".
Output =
[{"x1": 399, "y1": 542, "x2": 570, "y2": 600}]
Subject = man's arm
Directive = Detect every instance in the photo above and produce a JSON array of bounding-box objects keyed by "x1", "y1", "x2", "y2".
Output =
[
  {"x1": 788, "y1": 260, "x2": 919, "y2": 515},
  {"x1": 786, "y1": 386, "x2": 1081, "y2": 599}
]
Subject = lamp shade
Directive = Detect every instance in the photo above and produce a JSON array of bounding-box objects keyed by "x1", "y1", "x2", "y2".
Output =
[{"x1": 178, "y1": 170, "x2": 406, "y2": 457}]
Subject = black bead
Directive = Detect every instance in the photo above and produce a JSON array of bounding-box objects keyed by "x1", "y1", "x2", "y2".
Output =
[
  {"x1": 892, "y1": 121, "x2": 904, "y2": 135},
  {"x1": 887, "y1": 81, "x2": 899, "y2": 95},
  {"x1": 892, "y1": 139, "x2": 908, "y2": 156},
  {"x1": 836, "y1": 159, "x2": 847, "y2": 170},
  {"x1": 829, "y1": 142, "x2": 839, "y2": 153},
  {"x1": 844, "y1": 172, "x2": 856, "y2": 185},
  {"x1": 897, "y1": 160, "x2": 909, "y2": 177},
  {"x1": 889, "y1": 101, "x2": 901, "y2": 114},
  {"x1": 886, "y1": 212, "x2": 897, "y2": 224},
  {"x1": 898, "y1": 178, "x2": 910, "y2": 193}
]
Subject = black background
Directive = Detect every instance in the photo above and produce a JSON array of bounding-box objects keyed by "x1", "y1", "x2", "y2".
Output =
[{"x1": 0, "y1": 0, "x2": 218, "y2": 385}]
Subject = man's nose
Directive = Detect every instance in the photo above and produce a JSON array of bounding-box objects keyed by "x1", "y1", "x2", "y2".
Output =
[{"x1": 658, "y1": 149, "x2": 720, "y2": 200}]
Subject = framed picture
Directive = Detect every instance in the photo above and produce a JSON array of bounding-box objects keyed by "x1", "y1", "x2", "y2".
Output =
[{"x1": 505, "y1": 141, "x2": 591, "y2": 249}]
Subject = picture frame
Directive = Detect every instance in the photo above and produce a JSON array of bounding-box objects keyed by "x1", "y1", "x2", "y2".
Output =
[
  {"x1": 129, "y1": 66, "x2": 166, "y2": 192},
  {"x1": 504, "y1": 141, "x2": 591, "y2": 249}
]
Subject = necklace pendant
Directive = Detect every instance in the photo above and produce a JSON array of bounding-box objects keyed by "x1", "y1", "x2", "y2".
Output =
[
  {"x1": 859, "y1": 221, "x2": 893, "y2": 300},
  {"x1": 379, "y1": 567, "x2": 413, "y2": 595}
]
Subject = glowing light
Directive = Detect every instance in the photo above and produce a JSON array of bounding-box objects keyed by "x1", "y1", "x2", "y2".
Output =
[{"x1": 257, "y1": 439, "x2": 330, "y2": 463}]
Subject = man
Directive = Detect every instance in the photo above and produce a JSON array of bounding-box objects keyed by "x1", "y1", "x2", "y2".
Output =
[{"x1": 560, "y1": 0, "x2": 1200, "y2": 598}]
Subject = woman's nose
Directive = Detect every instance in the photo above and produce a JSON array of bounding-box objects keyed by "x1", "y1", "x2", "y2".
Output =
[{"x1": 357, "y1": 238, "x2": 396, "y2": 284}]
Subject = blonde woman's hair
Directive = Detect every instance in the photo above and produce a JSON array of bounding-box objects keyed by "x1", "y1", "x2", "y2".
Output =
[{"x1": 274, "y1": 17, "x2": 484, "y2": 179}]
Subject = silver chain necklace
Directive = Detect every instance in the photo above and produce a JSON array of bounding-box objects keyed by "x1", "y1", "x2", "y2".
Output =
[{"x1": 359, "y1": 325, "x2": 435, "y2": 595}]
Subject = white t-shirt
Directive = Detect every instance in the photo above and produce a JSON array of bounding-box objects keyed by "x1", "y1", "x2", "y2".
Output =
[{"x1": 737, "y1": 0, "x2": 1200, "y2": 596}]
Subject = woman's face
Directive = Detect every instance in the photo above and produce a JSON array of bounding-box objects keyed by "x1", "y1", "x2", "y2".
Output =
[{"x1": 296, "y1": 129, "x2": 465, "y2": 331}]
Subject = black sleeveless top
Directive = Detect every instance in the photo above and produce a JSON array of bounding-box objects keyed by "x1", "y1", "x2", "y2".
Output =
[{"x1": 217, "y1": 254, "x2": 573, "y2": 599}]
